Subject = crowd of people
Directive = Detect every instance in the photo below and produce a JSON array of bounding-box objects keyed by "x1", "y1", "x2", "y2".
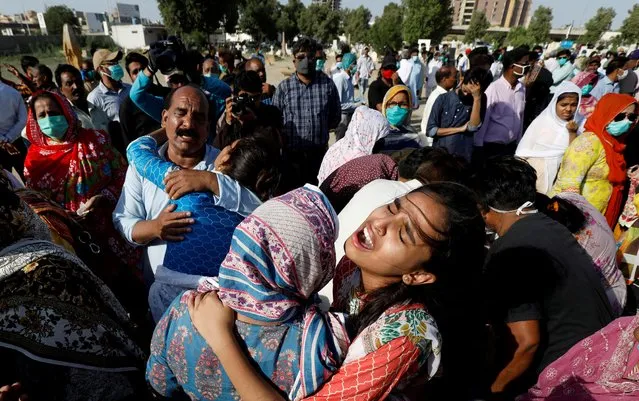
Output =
[{"x1": 2, "y1": 35, "x2": 639, "y2": 401}]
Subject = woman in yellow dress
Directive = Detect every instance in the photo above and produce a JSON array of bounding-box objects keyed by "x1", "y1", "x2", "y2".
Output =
[{"x1": 550, "y1": 93, "x2": 638, "y2": 228}]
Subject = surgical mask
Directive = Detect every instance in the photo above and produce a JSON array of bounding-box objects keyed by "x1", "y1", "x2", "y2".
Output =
[
  {"x1": 38, "y1": 115, "x2": 69, "y2": 140},
  {"x1": 386, "y1": 105, "x2": 409, "y2": 127},
  {"x1": 438, "y1": 56, "x2": 445, "y2": 62},
  {"x1": 105, "y1": 64, "x2": 124, "y2": 81},
  {"x1": 618, "y1": 69, "x2": 629, "y2": 81},
  {"x1": 316, "y1": 59, "x2": 326, "y2": 71},
  {"x1": 607, "y1": 119, "x2": 632, "y2": 136},
  {"x1": 489, "y1": 201, "x2": 538, "y2": 216},
  {"x1": 81, "y1": 70, "x2": 94, "y2": 81},
  {"x1": 412, "y1": 56, "x2": 419, "y2": 62},
  {"x1": 220, "y1": 65, "x2": 229, "y2": 74},
  {"x1": 581, "y1": 84, "x2": 593, "y2": 95},
  {"x1": 558, "y1": 58, "x2": 568, "y2": 67},
  {"x1": 513, "y1": 63, "x2": 530, "y2": 77},
  {"x1": 296, "y1": 56, "x2": 315, "y2": 76},
  {"x1": 203, "y1": 73, "x2": 220, "y2": 80}
]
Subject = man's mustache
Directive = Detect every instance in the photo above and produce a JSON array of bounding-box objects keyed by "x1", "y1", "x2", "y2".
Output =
[{"x1": 176, "y1": 129, "x2": 198, "y2": 138}]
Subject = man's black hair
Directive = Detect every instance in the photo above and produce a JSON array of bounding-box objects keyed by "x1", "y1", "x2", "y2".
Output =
[
  {"x1": 471, "y1": 156, "x2": 537, "y2": 212},
  {"x1": 292, "y1": 37, "x2": 318, "y2": 56},
  {"x1": 54, "y1": 64, "x2": 81, "y2": 87},
  {"x1": 502, "y1": 47, "x2": 530, "y2": 71},
  {"x1": 35, "y1": 64, "x2": 53, "y2": 84},
  {"x1": 606, "y1": 57, "x2": 629, "y2": 75},
  {"x1": 21, "y1": 55, "x2": 39, "y2": 73},
  {"x1": 124, "y1": 52, "x2": 149, "y2": 74},
  {"x1": 234, "y1": 70, "x2": 262, "y2": 94}
]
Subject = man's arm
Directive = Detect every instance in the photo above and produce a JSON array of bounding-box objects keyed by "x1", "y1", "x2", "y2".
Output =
[
  {"x1": 129, "y1": 69, "x2": 163, "y2": 122},
  {"x1": 327, "y1": 80, "x2": 342, "y2": 130},
  {"x1": 467, "y1": 82, "x2": 483, "y2": 131},
  {"x1": 491, "y1": 320, "x2": 540, "y2": 393},
  {"x1": 473, "y1": 87, "x2": 494, "y2": 147}
]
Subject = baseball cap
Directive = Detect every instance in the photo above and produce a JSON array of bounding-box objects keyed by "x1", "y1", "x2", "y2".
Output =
[
  {"x1": 629, "y1": 49, "x2": 639, "y2": 60},
  {"x1": 93, "y1": 49, "x2": 123, "y2": 69}
]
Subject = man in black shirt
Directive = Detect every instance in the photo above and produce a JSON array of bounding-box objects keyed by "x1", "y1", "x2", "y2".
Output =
[
  {"x1": 119, "y1": 52, "x2": 169, "y2": 142},
  {"x1": 368, "y1": 52, "x2": 403, "y2": 112},
  {"x1": 473, "y1": 157, "x2": 614, "y2": 399}
]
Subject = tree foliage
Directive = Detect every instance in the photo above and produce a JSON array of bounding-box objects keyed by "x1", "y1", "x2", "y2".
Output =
[
  {"x1": 402, "y1": 0, "x2": 453, "y2": 44},
  {"x1": 527, "y1": 6, "x2": 552, "y2": 45},
  {"x1": 464, "y1": 11, "x2": 490, "y2": 44},
  {"x1": 369, "y1": 3, "x2": 404, "y2": 53},
  {"x1": 506, "y1": 26, "x2": 530, "y2": 48},
  {"x1": 298, "y1": 4, "x2": 342, "y2": 44},
  {"x1": 157, "y1": 0, "x2": 239, "y2": 36},
  {"x1": 485, "y1": 32, "x2": 507, "y2": 48},
  {"x1": 620, "y1": 4, "x2": 639, "y2": 45},
  {"x1": 342, "y1": 6, "x2": 372, "y2": 44},
  {"x1": 582, "y1": 7, "x2": 616, "y2": 45},
  {"x1": 239, "y1": 0, "x2": 279, "y2": 42},
  {"x1": 43, "y1": 6, "x2": 80, "y2": 36},
  {"x1": 276, "y1": 0, "x2": 305, "y2": 41}
]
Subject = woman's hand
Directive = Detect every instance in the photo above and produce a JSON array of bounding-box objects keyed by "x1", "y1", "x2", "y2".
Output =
[
  {"x1": 79, "y1": 194, "x2": 108, "y2": 215},
  {"x1": 164, "y1": 170, "x2": 218, "y2": 200},
  {"x1": 566, "y1": 120, "x2": 579, "y2": 133},
  {"x1": 188, "y1": 291, "x2": 236, "y2": 353}
]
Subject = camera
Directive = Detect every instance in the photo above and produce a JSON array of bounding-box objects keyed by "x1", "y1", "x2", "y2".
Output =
[
  {"x1": 231, "y1": 94, "x2": 257, "y2": 115},
  {"x1": 149, "y1": 36, "x2": 186, "y2": 75}
]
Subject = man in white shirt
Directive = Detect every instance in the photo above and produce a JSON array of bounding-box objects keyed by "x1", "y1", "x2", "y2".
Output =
[
  {"x1": 356, "y1": 47, "x2": 376, "y2": 97},
  {"x1": 0, "y1": 77, "x2": 27, "y2": 175},
  {"x1": 458, "y1": 48, "x2": 471, "y2": 74},
  {"x1": 426, "y1": 53, "x2": 444, "y2": 98},
  {"x1": 420, "y1": 65, "x2": 457, "y2": 139}
]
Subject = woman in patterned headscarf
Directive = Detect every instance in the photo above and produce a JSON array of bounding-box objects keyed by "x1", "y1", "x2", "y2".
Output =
[
  {"x1": 0, "y1": 170, "x2": 146, "y2": 401},
  {"x1": 147, "y1": 185, "x2": 350, "y2": 400}
]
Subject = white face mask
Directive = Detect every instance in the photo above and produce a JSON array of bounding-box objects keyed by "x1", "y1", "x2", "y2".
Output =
[
  {"x1": 489, "y1": 201, "x2": 538, "y2": 216},
  {"x1": 618, "y1": 69, "x2": 629, "y2": 81}
]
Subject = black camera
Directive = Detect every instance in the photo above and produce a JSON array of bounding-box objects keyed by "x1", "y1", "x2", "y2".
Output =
[
  {"x1": 149, "y1": 36, "x2": 186, "y2": 75},
  {"x1": 231, "y1": 94, "x2": 257, "y2": 115}
]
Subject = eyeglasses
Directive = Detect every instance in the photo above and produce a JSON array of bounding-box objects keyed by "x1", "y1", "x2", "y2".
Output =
[
  {"x1": 614, "y1": 112, "x2": 638, "y2": 122},
  {"x1": 387, "y1": 101, "x2": 410, "y2": 109}
]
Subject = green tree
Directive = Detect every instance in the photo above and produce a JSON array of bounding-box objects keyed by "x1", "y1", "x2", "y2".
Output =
[
  {"x1": 485, "y1": 31, "x2": 507, "y2": 48},
  {"x1": 239, "y1": 0, "x2": 279, "y2": 42},
  {"x1": 342, "y1": 6, "x2": 372, "y2": 44},
  {"x1": 157, "y1": 0, "x2": 239, "y2": 36},
  {"x1": 402, "y1": 0, "x2": 453, "y2": 44},
  {"x1": 298, "y1": 3, "x2": 341, "y2": 44},
  {"x1": 276, "y1": 0, "x2": 305, "y2": 41},
  {"x1": 464, "y1": 11, "x2": 490, "y2": 43},
  {"x1": 369, "y1": 3, "x2": 404, "y2": 52},
  {"x1": 43, "y1": 5, "x2": 80, "y2": 36},
  {"x1": 582, "y1": 7, "x2": 616, "y2": 45},
  {"x1": 527, "y1": 6, "x2": 553, "y2": 45},
  {"x1": 620, "y1": 4, "x2": 639, "y2": 45},
  {"x1": 506, "y1": 26, "x2": 530, "y2": 48}
]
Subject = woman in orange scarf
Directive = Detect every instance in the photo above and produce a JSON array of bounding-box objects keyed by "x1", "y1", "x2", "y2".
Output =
[{"x1": 551, "y1": 93, "x2": 637, "y2": 227}]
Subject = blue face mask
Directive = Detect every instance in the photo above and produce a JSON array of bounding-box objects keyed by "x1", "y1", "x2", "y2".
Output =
[
  {"x1": 38, "y1": 115, "x2": 69, "y2": 140},
  {"x1": 581, "y1": 84, "x2": 593, "y2": 95},
  {"x1": 386, "y1": 105, "x2": 410, "y2": 127},
  {"x1": 558, "y1": 58, "x2": 568, "y2": 67},
  {"x1": 107, "y1": 64, "x2": 124, "y2": 81},
  {"x1": 607, "y1": 119, "x2": 632, "y2": 136},
  {"x1": 316, "y1": 59, "x2": 326, "y2": 71}
]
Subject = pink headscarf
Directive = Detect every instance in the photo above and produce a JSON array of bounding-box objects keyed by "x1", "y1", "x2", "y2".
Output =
[{"x1": 572, "y1": 71, "x2": 599, "y2": 119}]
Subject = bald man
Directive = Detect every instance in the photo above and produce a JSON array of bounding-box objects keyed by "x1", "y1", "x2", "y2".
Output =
[{"x1": 245, "y1": 57, "x2": 276, "y2": 104}]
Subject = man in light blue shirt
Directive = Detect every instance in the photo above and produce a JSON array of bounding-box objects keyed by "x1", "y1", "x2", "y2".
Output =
[
  {"x1": 87, "y1": 49, "x2": 131, "y2": 133},
  {"x1": 332, "y1": 52, "x2": 361, "y2": 138},
  {"x1": 549, "y1": 49, "x2": 574, "y2": 94},
  {"x1": 0, "y1": 78, "x2": 27, "y2": 174},
  {"x1": 591, "y1": 57, "x2": 629, "y2": 100},
  {"x1": 113, "y1": 85, "x2": 259, "y2": 319}
]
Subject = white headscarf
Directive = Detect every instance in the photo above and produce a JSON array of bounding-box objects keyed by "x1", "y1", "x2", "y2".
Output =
[
  {"x1": 516, "y1": 81, "x2": 584, "y2": 193},
  {"x1": 317, "y1": 106, "x2": 390, "y2": 184}
]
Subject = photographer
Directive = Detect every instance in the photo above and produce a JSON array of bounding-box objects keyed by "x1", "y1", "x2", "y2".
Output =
[
  {"x1": 129, "y1": 37, "x2": 232, "y2": 131},
  {"x1": 213, "y1": 70, "x2": 282, "y2": 150}
]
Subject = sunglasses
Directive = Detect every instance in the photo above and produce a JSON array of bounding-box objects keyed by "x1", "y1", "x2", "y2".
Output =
[{"x1": 614, "y1": 112, "x2": 639, "y2": 123}]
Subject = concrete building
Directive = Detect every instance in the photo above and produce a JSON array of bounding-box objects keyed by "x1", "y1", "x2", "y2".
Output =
[
  {"x1": 75, "y1": 11, "x2": 109, "y2": 34},
  {"x1": 311, "y1": 0, "x2": 340, "y2": 11},
  {"x1": 110, "y1": 24, "x2": 166, "y2": 50},
  {"x1": 452, "y1": 0, "x2": 531, "y2": 28}
]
